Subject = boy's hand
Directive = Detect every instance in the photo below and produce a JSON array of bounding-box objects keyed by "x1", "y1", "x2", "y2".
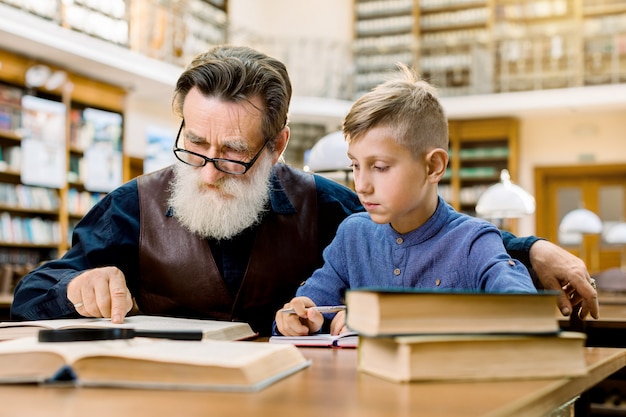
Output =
[
  {"x1": 329, "y1": 310, "x2": 349, "y2": 335},
  {"x1": 275, "y1": 296, "x2": 324, "y2": 336}
]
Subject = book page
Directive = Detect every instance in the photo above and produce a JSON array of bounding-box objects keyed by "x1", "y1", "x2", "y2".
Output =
[
  {"x1": 84, "y1": 339, "x2": 298, "y2": 365},
  {"x1": 0, "y1": 316, "x2": 256, "y2": 341},
  {"x1": 0, "y1": 336, "x2": 142, "y2": 365},
  {"x1": 0, "y1": 318, "x2": 101, "y2": 330},
  {"x1": 0, "y1": 337, "x2": 304, "y2": 367},
  {"x1": 108, "y1": 316, "x2": 256, "y2": 340},
  {"x1": 269, "y1": 331, "x2": 358, "y2": 348},
  {"x1": 0, "y1": 318, "x2": 106, "y2": 340}
]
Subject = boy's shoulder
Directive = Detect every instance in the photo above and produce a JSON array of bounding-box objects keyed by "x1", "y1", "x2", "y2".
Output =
[
  {"x1": 340, "y1": 212, "x2": 374, "y2": 229},
  {"x1": 443, "y1": 202, "x2": 500, "y2": 232}
]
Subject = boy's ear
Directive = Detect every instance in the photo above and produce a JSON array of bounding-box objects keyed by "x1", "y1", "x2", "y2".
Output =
[{"x1": 425, "y1": 148, "x2": 449, "y2": 182}]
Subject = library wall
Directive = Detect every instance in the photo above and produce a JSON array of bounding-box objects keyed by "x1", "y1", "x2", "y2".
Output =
[
  {"x1": 516, "y1": 109, "x2": 626, "y2": 236},
  {"x1": 522, "y1": 110, "x2": 626, "y2": 167},
  {"x1": 228, "y1": 0, "x2": 354, "y2": 99},
  {"x1": 124, "y1": 97, "x2": 178, "y2": 158},
  {"x1": 228, "y1": 0, "x2": 352, "y2": 43}
]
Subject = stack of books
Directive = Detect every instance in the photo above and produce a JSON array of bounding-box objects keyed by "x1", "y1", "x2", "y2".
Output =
[{"x1": 345, "y1": 288, "x2": 588, "y2": 383}]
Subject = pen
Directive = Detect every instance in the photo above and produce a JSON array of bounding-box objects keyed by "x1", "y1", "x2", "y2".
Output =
[{"x1": 280, "y1": 305, "x2": 346, "y2": 314}]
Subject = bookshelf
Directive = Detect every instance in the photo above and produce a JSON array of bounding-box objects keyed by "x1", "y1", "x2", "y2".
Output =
[
  {"x1": 1, "y1": 0, "x2": 227, "y2": 69},
  {"x1": 0, "y1": 48, "x2": 127, "y2": 305},
  {"x1": 581, "y1": 0, "x2": 626, "y2": 86},
  {"x1": 353, "y1": 0, "x2": 418, "y2": 98},
  {"x1": 493, "y1": 0, "x2": 582, "y2": 92},
  {"x1": 440, "y1": 118, "x2": 519, "y2": 218},
  {"x1": 354, "y1": 0, "x2": 626, "y2": 98},
  {"x1": 419, "y1": 0, "x2": 493, "y2": 96}
]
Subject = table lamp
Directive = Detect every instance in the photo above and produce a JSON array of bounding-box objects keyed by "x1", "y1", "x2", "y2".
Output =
[
  {"x1": 475, "y1": 169, "x2": 536, "y2": 224},
  {"x1": 559, "y1": 208, "x2": 603, "y2": 270},
  {"x1": 606, "y1": 222, "x2": 626, "y2": 271},
  {"x1": 304, "y1": 131, "x2": 352, "y2": 186},
  {"x1": 304, "y1": 131, "x2": 349, "y2": 172}
]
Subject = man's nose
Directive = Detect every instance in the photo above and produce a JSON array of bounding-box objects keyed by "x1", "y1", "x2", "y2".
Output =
[{"x1": 199, "y1": 160, "x2": 227, "y2": 184}]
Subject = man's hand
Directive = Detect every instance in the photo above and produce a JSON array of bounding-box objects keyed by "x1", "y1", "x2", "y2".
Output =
[
  {"x1": 67, "y1": 266, "x2": 133, "y2": 324},
  {"x1": 529, "y1": 240, "x2": 599, "y2": 319},
  {"x1": 275, "y1": 296, "x2": 324, "y2": 336}
]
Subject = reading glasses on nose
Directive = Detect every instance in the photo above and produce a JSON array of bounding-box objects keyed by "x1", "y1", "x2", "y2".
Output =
[{"x1": 172, "y1": 120, "x2": 270, "y2": 175}]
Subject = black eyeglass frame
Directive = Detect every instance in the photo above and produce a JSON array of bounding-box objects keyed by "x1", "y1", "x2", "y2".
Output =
[{"x1": 172, "y1": 120, "x2": 271, "y2": 175}]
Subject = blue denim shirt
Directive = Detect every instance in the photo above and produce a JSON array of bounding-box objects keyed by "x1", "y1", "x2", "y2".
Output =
[{"x1": 296, "y1": 198, "x2": 537, "y2": 309}]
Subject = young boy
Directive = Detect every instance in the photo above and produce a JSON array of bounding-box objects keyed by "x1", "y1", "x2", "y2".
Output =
[{"x1": 275, "y1": 64, "x2": 536, "y2": 336}]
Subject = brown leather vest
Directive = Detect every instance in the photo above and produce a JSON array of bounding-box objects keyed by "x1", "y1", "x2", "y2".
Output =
[{"x1": 136, "y1": 165, "x2": 319, "y2": 336}]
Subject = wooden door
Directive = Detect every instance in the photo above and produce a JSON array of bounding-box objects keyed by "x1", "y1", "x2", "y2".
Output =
[{"x1": 535, "y1": 164, "x2": 626, "y2": 274}]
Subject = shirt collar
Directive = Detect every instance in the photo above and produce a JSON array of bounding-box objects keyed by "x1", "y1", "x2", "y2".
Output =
[{"x1": 269, "y1": 165, "x2": 297, "y2": 214}]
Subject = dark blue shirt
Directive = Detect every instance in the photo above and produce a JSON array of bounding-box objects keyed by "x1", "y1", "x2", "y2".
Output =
[{"x1": 10, "y1": 168, "x2": 363, "y2": 320}]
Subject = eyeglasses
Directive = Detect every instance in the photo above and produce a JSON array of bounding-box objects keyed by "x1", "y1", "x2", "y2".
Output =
[{"x1": 172, "y1": 120, "x2": 270, "y2": 175}]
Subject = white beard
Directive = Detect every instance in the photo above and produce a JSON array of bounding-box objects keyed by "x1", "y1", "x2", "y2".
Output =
[{"x1": 168, "y1": 154, "x2": 273, "y2": 240}]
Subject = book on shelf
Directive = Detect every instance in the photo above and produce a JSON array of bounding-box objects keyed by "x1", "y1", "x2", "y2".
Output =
[
  {"x1": 0, "y1": 263, "x2": 12, "y2": 295},
  {"x1": 0, "y1": 336, "x2": 310, "y2": 391},
  {"x1": 345, "y1": 288, "x2": 561, "y2": 336},
  {"x1": 0, "y1": 315, "x2": 257, "y2": 342},
  {"x1": 357, "y1": 331, "x2": 587, "y2": 383},
  {"x1": 269, "y1": 331, "x2": 359, "y2": 348}
]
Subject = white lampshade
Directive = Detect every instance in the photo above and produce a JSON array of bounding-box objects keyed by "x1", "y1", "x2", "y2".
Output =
[
  {"x1": 475, "y1": 169, "x2": 536, "y2": 219},
  {"x1": 45, "y1": 70, "x2": 67, "y2": 90},
  {"x1": 606, "y1": 222, "x2": 626, "y2": 271},
  {"x1": 606, "y1": 222, "x2": 626, "y2": 244},
  {"x1": 25, "y1": 64, "x2": 51, "y2": 88},
  {"x1": 304, "y1": 131, "x2": 350, "y2": 172},
  {"x1": 559, "y1": 208, "x2": 603, "y2": 234}
]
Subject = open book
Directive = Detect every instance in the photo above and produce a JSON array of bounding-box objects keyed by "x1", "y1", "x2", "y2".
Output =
[
  {"x1": 269, "y1": 331, "x2": 358, "y2": 348},
  {"x1": 0, "y1": 315, "x2": 257, "y2": 341},
  {"x1": 0, "y1": 337, "x2": 310, "y2": 391}
]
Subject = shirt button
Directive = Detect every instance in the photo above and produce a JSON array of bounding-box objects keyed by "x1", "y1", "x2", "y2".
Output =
[
  {"x1": 396, "y1": 238, "x2": 403, "y2": 244},
  {"x1": 508, "y1": 260, "x2": 515, "y2": 266},
  {"x1": 393, "y1": 268, "x2": 401, "y2": 276},
  {"x1": 436, "y1": 279, "x2": 441, "y2": 286}
]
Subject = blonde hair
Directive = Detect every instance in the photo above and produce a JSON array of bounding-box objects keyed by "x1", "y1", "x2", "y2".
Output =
[{"x1": 343, "y1": 63, "x2": 448, "y2": 157}]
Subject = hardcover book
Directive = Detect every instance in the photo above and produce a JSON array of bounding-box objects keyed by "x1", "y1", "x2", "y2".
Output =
[
  {"x1": 0, "y1": 337, "x2": 310, "y2": 391},
  {"x1": 358, "y1": 331, "x2": 587, "y2": 382},
  {"x1": 345, "y1": 288, "x2": 560, "y2": 336}
]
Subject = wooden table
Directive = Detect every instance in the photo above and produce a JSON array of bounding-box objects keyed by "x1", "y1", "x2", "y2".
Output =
[
  {"x1": 0, "y1": 346, "x2": 623, "y2": 417},
  {"x1": 560, "y1": 294, "x2": 626, "y2": 347},
  {"x1": 557, "y1": 295, "x2": 626, "y2": 414}
]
